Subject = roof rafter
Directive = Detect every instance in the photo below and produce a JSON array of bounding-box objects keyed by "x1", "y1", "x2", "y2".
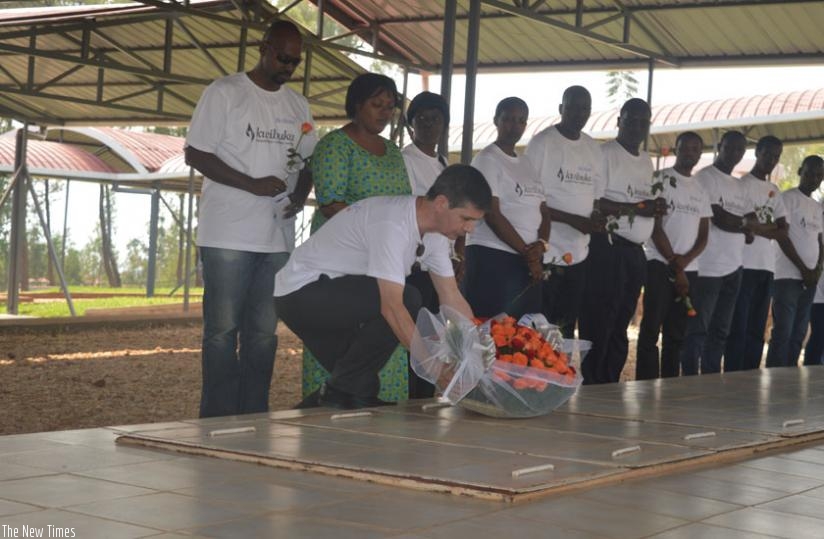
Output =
[{"x1": 480, "y1": 0, "x2": 680, "y2": 66}]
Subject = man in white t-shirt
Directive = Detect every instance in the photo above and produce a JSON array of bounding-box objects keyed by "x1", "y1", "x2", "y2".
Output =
[
  {"x1": 578, "y1": 98, "x2": 667, "y2": 384},
  {"x1": 401, "y1": 91, "x2": 451, "y2": 399},
  {"x1": 766, "y1": 156, "x2": 824, "y2": 367},
  {"x1": 725, "y1": 136, "x2": 787, "y2": 371},
  {"x1": 185, "y1": 21, "x2": 318, "y2": 418},
  {"x1": 525, "y1": 86, "x2": 606, "y2": 338},
  {"x1": 680, "y1": 131, "x2": 756, "y2": 375},
  {"x1": 637, "y1": 131, "x2": 712, "y2": 380},
  {"x1": 274, "y1": 165, "x2": 491, "y2": 409}
]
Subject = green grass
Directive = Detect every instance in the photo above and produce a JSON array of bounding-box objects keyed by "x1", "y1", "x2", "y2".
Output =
[
  {"x1": 2, "y1": 287, "x2": 204, "y2": 317},
  {"x1": 26, "y1": 285, "x2": 204, "y2": 296}
]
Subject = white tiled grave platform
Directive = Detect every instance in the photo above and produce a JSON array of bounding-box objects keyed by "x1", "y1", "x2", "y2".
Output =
[{"x1": 117, "y1": 368, "x2": 824, "y2": 501}]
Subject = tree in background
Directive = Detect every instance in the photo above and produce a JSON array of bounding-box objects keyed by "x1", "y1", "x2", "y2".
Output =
[
  {"x1": 606, "y1": 70, "x2": 640, "y2": 105},
  {"x1": 778, "y1": 143, "x2": 824, "y2": 192},
  {"x1": 98, "y1": 184, "x2": 121, "y2": 287}
]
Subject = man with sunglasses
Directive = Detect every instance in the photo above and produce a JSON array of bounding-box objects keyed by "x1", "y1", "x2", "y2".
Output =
[{"x1": 185, "y1": 20, "x2": 317, "y2": 418}]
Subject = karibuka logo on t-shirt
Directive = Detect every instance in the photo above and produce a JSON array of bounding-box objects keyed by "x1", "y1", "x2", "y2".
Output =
[
  {"x1": 514, "y1": 182, "x2": 543, "y2": 198},
  {"x1": 245, "y1": 123, "x2": 295, "y2": 144},
  {"x1": 717, "y1": 194, "x2": 749, "y2": 215},
  {"x1": 670, "y1": 197, "x2": 703, "y2": 216},
  {"x1": 556, "y1": 166, "x2": 593, "y2": 185}
]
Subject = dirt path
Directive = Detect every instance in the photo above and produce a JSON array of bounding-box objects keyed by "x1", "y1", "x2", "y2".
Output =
[
  {"x1": 1, "y1": 323, "x2": 302, "y2": 435},
  {"x1": 1, "y1": 322, "x2": 639, "y2": 435}
]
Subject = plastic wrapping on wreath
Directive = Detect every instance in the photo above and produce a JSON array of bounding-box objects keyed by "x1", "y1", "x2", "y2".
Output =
[
  {"x1": 459, "y1": 314, "x2": 590, "y2": 418},
  {"x1": 409, "y1": 305, "x2": 495, "y2": 403}
]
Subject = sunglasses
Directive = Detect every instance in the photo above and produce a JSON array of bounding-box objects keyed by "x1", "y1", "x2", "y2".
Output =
[
  {"x1": 264, "y1": 43, "x2": 302, "y2": 67},
  {"x1": 276, "y1": 53, "x2": 302, "y2": 67}
]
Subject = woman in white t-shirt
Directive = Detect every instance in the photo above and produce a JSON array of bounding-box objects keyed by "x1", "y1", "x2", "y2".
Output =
[
  {"x1": 401, "y1": 91, "x2": 451, "y2": 399},
  {"x1": 464, "y1": 97, "x2": 550, "y2": 318}
]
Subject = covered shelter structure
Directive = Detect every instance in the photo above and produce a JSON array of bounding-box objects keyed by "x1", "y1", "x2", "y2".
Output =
[{"x1": 2, "y1": 0, "x2": 824, "y2": 315}]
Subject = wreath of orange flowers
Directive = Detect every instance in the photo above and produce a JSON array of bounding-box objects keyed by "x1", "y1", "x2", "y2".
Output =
[{"x1": 485, "y1": 316, "x2": 576, "y2": 391}]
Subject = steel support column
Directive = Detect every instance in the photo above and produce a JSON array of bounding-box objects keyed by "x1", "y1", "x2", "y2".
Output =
[
  {"x1": 645, "y1": 58, "x2": 654, "y2": 151},
  {"x1": 439, "y1": 0, "x2": 457, "y2": 154},
  {"x1": 146, "y1": 188, "x2": 160, "y2": 298},
  {"x1": 6, "y1": 128, "x2": 28, "y2": 314},
  {"x1": 183, "y1": 167, "x2": 195, "y2": 312},
  {"x1": 461, "y1": 0, "x2": 482, "y2": 164}
]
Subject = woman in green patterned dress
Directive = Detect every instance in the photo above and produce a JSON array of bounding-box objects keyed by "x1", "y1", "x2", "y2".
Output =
[{"x1": 299, "y1": 73, "x2": 412, "y2": 406}]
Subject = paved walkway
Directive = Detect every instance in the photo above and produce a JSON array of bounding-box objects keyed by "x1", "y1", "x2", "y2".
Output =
[{"x1": 1, "y1": 369, "x2": 823, "y2": 538}]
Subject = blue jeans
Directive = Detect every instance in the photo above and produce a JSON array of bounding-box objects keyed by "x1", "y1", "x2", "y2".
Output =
[
  {"x1": 680, "y1": 268, "x2": 742, "y2": 375},
  {"x1": 766, "y1": 279, "x2": 815, "y2": 368},
  {"x1": 804, "y1": 303, "x2": 824, "y2": 366},
  {"x1": 725, "y1": 269, "x2": 773, "y2": 371},
  {"x1": 199, "y1": 247, "x2": 289, "y2": 418}
]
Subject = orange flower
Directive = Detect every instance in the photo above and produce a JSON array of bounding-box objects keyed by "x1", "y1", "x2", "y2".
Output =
[
  {"x1": 493, "y1": 334, "x2": 509, "y2": 347},
  {"x1": 512, "y1": 352, "x2": 528, "y2": 366},
  {"x1": 562, "y1": 252, "x2": 573, "y2": 265},
  {"x1": 301, "y1": 122, "x2": 313, "y2": 134}
]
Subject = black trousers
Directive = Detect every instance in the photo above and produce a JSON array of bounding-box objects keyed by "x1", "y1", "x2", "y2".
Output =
[
  {"x1": 542, "y1": 260, "x2": 587, "y2": 339},
  {"x1": 635, "y1": 260, "x2": 687, "y2": 380},
  {"x1": 276, "y1": 274, "x2": 422, "y2": 398},
  {"x1": 579, "y1": 233, "x2": 646, "y2": 384}
]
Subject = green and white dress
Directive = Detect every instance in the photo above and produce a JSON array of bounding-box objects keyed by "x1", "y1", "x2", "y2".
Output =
[{"x1": 302, "y1": 128, "x2": 412, "y2": 401}]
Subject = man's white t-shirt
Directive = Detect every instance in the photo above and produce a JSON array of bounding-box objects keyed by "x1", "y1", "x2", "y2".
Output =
[
  {"x1": 741, "y1": 173, "x2": 787, "y2": 272},
  {"x1": 402, "y1": 144, "x2": 446, "y2": 196},
  {"x1": 644, "y1": 168, "x2": 713, "y2": 272},
  {"x1": 467, "y1": 144, "x2": 544, "y2": 255},
  {"x1": 600, "y1": 140, "x2": 655, "y2": 245},
  {"x1": 274, "y1": 196, "x2": 453, "y2": 297},
  {"x1": 525, "y1": 126, "x2": 605, "y2": 265},
  {"x1": 774, "y1": 188, "x2": 823, "y2": 281},
  {"x1": 695, "y1": 165, "x2": 753, "y2": 277},
  {"x1": 187, "y1": 73, "x2": 317, "y2": 253}
]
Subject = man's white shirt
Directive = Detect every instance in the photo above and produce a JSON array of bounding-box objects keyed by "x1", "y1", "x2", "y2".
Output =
[
  {"x1": 774, "y1": 188, "x2": 823, "y2": 281},
  {"x1": 187, "y1": 73, "x2": 317, "y2": 253},
  {"x1": 741, "y1": 173, "x2": 787, "y2": 272},
  {"x1": 600, "y1": 140, "x2": 655, "y2": 245},
  {"x1": 274, "y1": 196, "x2": 453, "y2": 297}
]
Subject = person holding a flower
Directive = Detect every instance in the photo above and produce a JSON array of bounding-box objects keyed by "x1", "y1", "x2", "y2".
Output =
[
  {"x1": 526, "y1": 85, "x2": 606, "y2": 338},
  {"x1": 680, "y1": 131, "x2": 755, "y2": 376},
  {"x1": 725, "y1": 136, "x2": 787, "y2": 371},
  {"x1": 636, "y1": 131, "x2": 712, "y2": 380},
  {"x1": 184, "y1": 20, "x2": 317, "y2": 418},
  {"x1": 298, "y1": 73, "x2": 413, "y2": 407},
  {"x1": 463, "y1": 97, "x2": 550, "y2": 320},
  {"x1": 766, "y1": 155, "x2": 824, "y2": 367},
  {"x1": 579, "y1": 98, "x2": 667, "y2": 384}
]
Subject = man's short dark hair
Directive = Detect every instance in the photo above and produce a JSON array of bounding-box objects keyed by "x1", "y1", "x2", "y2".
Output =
[
  {"x1": 494, "y1": 97, "x2": 528, "y2": 120},
  {"x1": 756, "y1": 135, "x2": 782, "y2": 153},
  {"x1": 426, "y1": 164, "x2": 492, "y2": 212},
  {"x1": 263, "y1": 20, "x2": 301, "y2": 42},
  {"x1": 407, "y1": 91, "x2": 450, "y2": 125},
  {"x1": 801, "y1": 155, "x2": 824, "y2": 171},
  {"x1": 345, "y1": 73, "x2": 399, "y2": 119},
  {"x1": 719, "y1": 130, "x2": 746, "y2": 145},
  {"x1": 619, "y1": 97, "x2": 650, "y2": 117},
  {"x1": 675, "y1": 130, "x2": 703, "y2": 148}
]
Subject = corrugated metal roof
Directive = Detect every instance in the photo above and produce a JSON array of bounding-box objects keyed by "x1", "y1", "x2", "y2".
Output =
[
  {"x1": 449, "y1": 87, "x2": 824, "y2": 154},
  {"x1": 0, "y1": 137, "x2": 117, "y2": 175},
  {"x1": 0, "y1": 1, "x2": 363, "y2": 126},
  {"x1": 317, "y1": 0, "x2": 824, "y2": 71}
]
